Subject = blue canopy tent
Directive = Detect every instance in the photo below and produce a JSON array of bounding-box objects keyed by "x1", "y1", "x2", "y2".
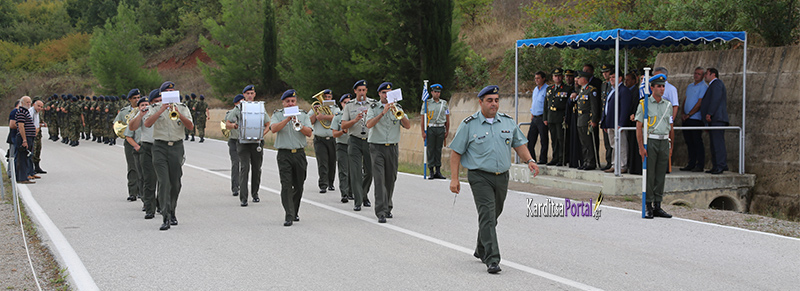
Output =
[{"x1": 514, "y1": 29, "x2": 747, "y2": 176}]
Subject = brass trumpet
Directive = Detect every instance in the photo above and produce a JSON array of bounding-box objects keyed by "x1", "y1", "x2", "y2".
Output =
[
  {"x1": 390, "y1": 103, "x2": 404, "y2": 120},
  {"x1": 169, "y1": 104, "x2": 179, "y2": 120}
]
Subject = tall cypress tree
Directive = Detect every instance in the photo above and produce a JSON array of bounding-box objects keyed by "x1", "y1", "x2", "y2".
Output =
[{"x1": 262, "y1": 0, "x2": 279, "y2": 94}]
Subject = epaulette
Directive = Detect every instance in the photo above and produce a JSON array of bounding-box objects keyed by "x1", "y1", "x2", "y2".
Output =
[
  {"x1": 463, "y1": 115, "x2": 475, "y2": 123},
  {"x1": 370, "y1": 102, "x2": 379, "y2": 108},
  {"x1": 346, "y1": 99, "x2": 356, "y2": 104},
  {"x1": 497, "y1": 112, "x2": 511, "y2": 119},
  {"x1": 274, "y1": 108, "x2": 284, "y2": 113},
  {"x1": 300, "y1": 109, "x2": 307, "y2": 113},
  {"x1": 587, "y1": 85, "x2": 596, "y2": 90}
]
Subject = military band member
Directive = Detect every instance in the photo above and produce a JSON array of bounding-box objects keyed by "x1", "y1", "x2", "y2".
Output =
[
  {"x1": 310, "y1": 89, "x2": 338, "y2": 193},
  {"x1": 143, "y1": 81, "x2": 193, "y2": 231},
  {"x1": 366, "y1": 82, "x2": 410, "y2": 223},
  {"x1": 116, "y1": 89, "x2": 142, "y2": 202},
  {"x1": 449, "y1": 85, "x2": 539, "y2": 274},
  {"x1": 636, "y1": 74, "x2": 673, "y2": 219},
  {"x1": 229, "y1": 85, "x2": 270, "y2": 207},
  {"x1": 195, "y1": 95, "x2": 209, "y2": 143},
  {"x1": 341, "y1": 80, "x2": 375, "y2": 211},
  {"x1": 224, "y1": 94, "x2": 245, "y2": 197},
  {"x1": 125, "y1": 97, "x2": 151, "y2": 215},
  {"x1": 129, "y1": 92, "x2": 158, "y2": 219},
  {"x1": 420, "y1": 83, "x2": 450, "y2": 179},
  {"x1": 270, "y1": 89, "x2": 313, "y2": 227},
  {"x1": 543, "y1": 68, "x2": 573, "y2": 166},
  {"x1": 331, "y1": 93, "x2": 353, "y2": 203},
  {"x1": 574, "y1": 71, "x2": 601, "y2": 170}
]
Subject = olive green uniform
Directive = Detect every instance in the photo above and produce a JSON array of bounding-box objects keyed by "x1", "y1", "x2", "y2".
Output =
[
  {"x1": 144, "y1": 103, "x2": 192, "y2": 224},
  {"x1": 543, "y1": 83, "x2": 573, "y2": 165},
  {"x1": 575, "y1": 84, "x2": 601, "y2": 168},
  {"x1": 224, "y1": 109, "x2": 240, "y2": 196},
  {"x1": 635, "y1": 96, "x2": 673, "y2": 203},
  {"x1": 449, "y1": 110, "x2": 527, "y2": 267},
  {"x1": 194, "y1": 100, "x2": 208, "y2": 138},
  {"x1": 367, "y1": 102, "x2": 408, "y2": 218},
  {"x1": 127, "y1": 111, "x2": 158, "y2": 215},
  {"x1": 310, "y1": 106, "x2": 339, "y2": 190},
  {"x1": 115, "y1": 105, "x2": 139, "y2": 199},
  {"x1": 601, "y1": 81, "x2": 613, "y2": 167},
  {"x1": 271, "y1": 109, "x2": 312, "y2": 222},
  {"x1": 341, "y1": 98, "x2": 376, "y2": 207},
  {"x1": 331, "y1": 112, "x2": 350, "y2": 199},
  {"x1": 421, "y1": 98, "x2": 449, "y2": 168}
]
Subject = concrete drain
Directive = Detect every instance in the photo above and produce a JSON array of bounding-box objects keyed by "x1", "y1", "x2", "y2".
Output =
[{"x1": 709, "y1": 196, "x2": 738, "y2": 211}]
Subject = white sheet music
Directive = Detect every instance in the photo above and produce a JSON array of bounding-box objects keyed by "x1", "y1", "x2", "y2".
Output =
[
  {"x1": 161, "y1": 91, "x2": 181, "y2": 104},
  {"x1": 284, "y1": 106, "x2": 300, "y2": 116},
  {"x1": 387, "y1": 89, "x2": 403, "y2": 103}
]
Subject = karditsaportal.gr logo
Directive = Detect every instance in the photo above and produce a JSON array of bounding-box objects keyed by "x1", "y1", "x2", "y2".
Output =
[{"x1": 526, "y1": 192, "x2": 604, "y2": 220}]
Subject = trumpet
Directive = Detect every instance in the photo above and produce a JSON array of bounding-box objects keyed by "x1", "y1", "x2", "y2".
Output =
[
  {"x1": 169, "y1": 104, "x2": 179, "y2": 121},
  {"x1": 292, "y1": 116, "x2": 302, "y2": 131},
  {"x1": 390, "y1": 103, "x2": 404, "y2": 120}
]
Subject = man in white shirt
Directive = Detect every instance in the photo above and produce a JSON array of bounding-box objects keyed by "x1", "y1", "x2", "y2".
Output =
[
  {"x1": 527, "y1": 71, "x2": 549, "y2": 164},
  {"x1": 653, "y1": 67, "x2": 679, "y2": 172}
]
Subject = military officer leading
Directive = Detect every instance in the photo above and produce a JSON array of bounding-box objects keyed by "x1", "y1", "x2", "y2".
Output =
[
  {"x1": 143, "y1": 81, "x2": 193, "y2": 231},
  {"x1": 310, "y1": 89, "x2": 338, "y2": 193},
  {"x1": 574, "y1": 71, "x2": 601, "y2": 170},
  {"x1": 636, "y1": 74, "x2": 673, "y2": 219},
  {"x1": 449, "y1": 85, "x2": 539, "y2": 274},
  {"x1": 270, "y1": 89, "x2": 313, "y2": 226},
  {"x1": 420, "y1": 83, "x2": 450, "y2": 179},
  {"x1": 331, "y1": 93, "x2": 353, "y2": 203},
  {"x1": 366, "y1": 82, "x2": 410, "y2": 223},
  {"x1": 341, "y1": 80, "x2": 375, "y2": 211},
  {"x1": 543, "y1": 68, "x2": 573, "y2": 166}
]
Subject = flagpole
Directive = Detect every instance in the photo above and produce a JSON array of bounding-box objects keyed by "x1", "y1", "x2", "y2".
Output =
[
  {"x1": 423, "y1": 80, "x2": 429, "y2": 179},
  {"x1": 642, "y1": 68, "x2": 651, "y2": 218}
]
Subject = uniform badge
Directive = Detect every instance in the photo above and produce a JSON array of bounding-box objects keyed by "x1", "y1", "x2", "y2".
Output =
[
  {"x1": 256, "y1": 147, "x2": 262, "y2": 153},
  {"x1": 505, "y1": 138, "x2": 510, "y2": 145}
]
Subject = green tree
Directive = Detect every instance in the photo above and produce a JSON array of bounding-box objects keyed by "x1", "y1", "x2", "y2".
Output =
[
  {"x1": 199, "y1": 0, "x2": 267, "y2": 98},
  {"x1": 455, "y1": 0, "x2": 492, "y2": 26},
  {"x1": 88, "y1": 2, "x2": 161, "y2": 95},
  {"x1": 262, "y1": 0, "x2": 279, "y2": 93},
  {"x1": 742, "y1": 0, "x2": 800, "y2": 46}
]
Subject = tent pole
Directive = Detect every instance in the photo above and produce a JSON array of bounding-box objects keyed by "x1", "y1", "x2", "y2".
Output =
[
  {"x1": 614, "y1": 30, "x2": 621, "y2": 177},
  {"x1": 741, "y1": 35, "x2": 747, "y2": 174},
  {"x1": 514, "y1": 45, "x2": 520, "y2": 163}
]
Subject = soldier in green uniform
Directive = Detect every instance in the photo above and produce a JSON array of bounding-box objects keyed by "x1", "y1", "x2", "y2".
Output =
[
  {"x1": 228, "y1": 85, "x2": 270, "y2": 207},
  {"x1": 366, "y1": 82, "x2": 410, "y2": 223},
  {"x1": 66, "y1": 95, "x2": 82, "y2": 147},
  {"x1": 636, "y1": 74, "x2": 674, "y2": 219},
  {"x1": 115, "y1": 89, "x2": 142, "y2": 202},
  {"x1": 599, "y1": 64, "x2": 614, "y2": 170},
  {"x1": 331, "y1": 93, "x2": 352, "y2": 203},
  {"x1": 270, "y1": 89, "x2": 313, "y2": 227},
  {"x1": 45, "y1": 95, "x2": 59, "y2": 141},
  {"x1": 574, "y1": 71, "x2": 601, "y2": 170},
  {"x1": 143, "y1": 81, "x2": 194, "y2": 231},
  {"x1": 195, "y1": 95, "x2": 209, "y2": 142},
  {"x1": 224, "y1": 95, "x2": 243, "y2": 197},
  {"x1": 310, "y1": 89, "x2": 338, "y2": 193},
  {"x1": 449, "y1": 85, "x2": 540, "y2": 274},
  {"x1": 104, "y1": 96, "x2": 116, "y2": 145},
  {"x1": 420, "y1": 83, "x2": 450, "y2": 179},
  {"x1": 124, "y1": 97, "x2": 149, "y2": 212},
  {"x1": 128, "y1": 90, "x2": 159, "y2": 219},
  {"x1": 57, "y1": 95, "x2": 68, "y2": 144},
  {"x1": 341, "y1": 80, "x2": 375, "y2": 211},
  {"x1": 189, "y1": 93, "x2": 198, "y2": 141},
  {"x1": 82, "y1": 95, "x2": 92, "y2": 140},
  {"x1": 184, "y1": 95, "x2": 193, "y2": 141},
  {"x1": 543, "y1": 68, "x2": 573, "y2": 166},
  {"x1": 93, "y1": 96, "x2": 104, "y2": 143}
]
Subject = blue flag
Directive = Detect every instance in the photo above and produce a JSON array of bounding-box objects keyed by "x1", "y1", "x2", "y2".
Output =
[
  {"x1": 421, "y1": 88, "x2": 429, "y2": 102},
  {"x1": 638, "y1": 78, "x2": 649, "y2": 97}
]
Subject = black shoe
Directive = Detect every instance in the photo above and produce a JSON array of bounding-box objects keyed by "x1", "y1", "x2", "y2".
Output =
[
  {"x1": 473, "y1": 252, "x2": 482, "y2": 260},
  {"x1": 241, "y1": 201, "x2": 248, "y2": 207},
  {"x1": 537, "y1": 160, "x2": 547, "y2": 165},
  {"x1": 199, "y1": 138, "x2": 204, "y2": 143},
  {"x1": 347, "y1": 195, "x2": 354, "y2": 200},
  {"x1": 252, "y1": 197, "x2": 260, "y2": 203},
  {"x1": 556, "y1": 162, "x2": 563, "y2": 166},
  {"x1": 546, "y1": 161, "x2": 558, "y2": 166},
  {"x1": 653, "y1": 202, "x2": 673, "y2": 218},
  {"x1": 294, "y1": 216, "x2": 300, "y2": 222},
  {"x1": 144, "y1": 213, "x2": 154, "y2": 219},
  {"x1": 577, "y1": 165, "x2": 585, "y2": 170},
  {"x1": 320, "y1": 188, "x2": 327, "y2": 193},
  {"x1": 363, "y1": 200, "x2": 371, "y2": 207},
  {"x1": 127, "y1": 195, "x2": 136, "y2": 201},
  {"x1": 141, "y1": 206, "x2": 146, "y2": 211},
  {"x1": 582, "y1": 166, "x2": 596, "y2": 171},
  {"x1": 692, "y1": 167, "x2": 704, "y2": 172},
  {"x1": 91, "y1": 136, "x2": 96, "y2": 142},
  {"x1": 710, "y1": 169, "x2": 724, "y2": 174},
  {"x1": 341, "y1": 197, "x2": 348, "y2": 203},
  {"x1": 434, "y1": 172, "x2": 446, "y2": 179},
  {"x1": 705, "y1": 168, "x2": 718, "y2": 173},
  {"x1": 184, "y1": 135, "x2": 189, "y2": 141},
  {"x1": 427, "y1": 175, "x2": 435, "y2": 180},
  {"x1": 487, "y1": 262, "x2": 501, "y2": 274},
  {"x1": 159, "y1": 222, "x2": 170, "y2": 230},
  {"x1": 328, "y1": 185, "x2": 335, "y2": 191},
  {"x1": 353, "y1": 206, "x2": 361, "y2": 211},
  {"x1": 386, "y1": 212, "x2": 393, "y2": 218},
  {"x1": 96, "y1": 138, "x2": 102, "y2": 143},
  {"x1": 645, "y1": 202, "x2": 654, "y2": 219},
  {"x1": 600, "y1": 165, "x2": 611, "y2": 170},
  {"x1": 232, "y1": 192, "x2": 239, "y2": 196},
  {"x1": 191, "y1": 136, "x2": 195, "y2": 141},
  {"x1": 284, "y1": 220, "x2": 293, "y2": 226},
  {"x1": 170, "y1": 217, "x2": 178, "y2": 225},
  {"x1": 680, "y1": 165, "x2": 694, "y2": 171},
  {"x1": 378, "y1": 215, "x2": 386, "y2": 223}
]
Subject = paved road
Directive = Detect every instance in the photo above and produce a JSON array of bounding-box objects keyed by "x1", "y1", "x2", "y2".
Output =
[{"x1": 7, "y1": 127, "x2": 799, "y2": 290}]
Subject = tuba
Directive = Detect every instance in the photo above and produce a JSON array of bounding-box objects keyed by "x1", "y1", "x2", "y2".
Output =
[
  {"x1": 310, "y1": 90, "x2": 332, "y2": 129},
  {"x1": 220, "y1": 121, "x2": 230, "y2": 139},
  {"x1": 114, "y1": 108, "x2": 138, "y2": 139}
]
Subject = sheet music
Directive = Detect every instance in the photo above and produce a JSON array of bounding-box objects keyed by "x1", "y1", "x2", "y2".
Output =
[
  {"x1": 161, "y1": 91, "x2": 181, "y2": 104},
  {"x1": 387, "y1": 89, "x2": 403, "y2": 103},
  {"x1": 284, "y1": 106, "x2": 300, "y2": 116}
]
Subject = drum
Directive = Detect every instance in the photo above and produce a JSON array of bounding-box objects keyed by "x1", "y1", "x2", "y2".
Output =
[{"x1": 239, "y1": 101, "x2": 266, "y2": 143}]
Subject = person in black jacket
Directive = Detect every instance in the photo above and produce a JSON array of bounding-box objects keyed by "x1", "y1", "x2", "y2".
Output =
[{"x1": 699, "y1": 68, "x2": 729, "y2": 174}]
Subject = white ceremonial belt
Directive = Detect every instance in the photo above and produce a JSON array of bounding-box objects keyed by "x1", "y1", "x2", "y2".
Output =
[
  {"x1": 428, "y1": 123, "x2": 445, "y2": 127},
  {"x1": 648, "y1": 134, "x2": 669, "y2": 140}
]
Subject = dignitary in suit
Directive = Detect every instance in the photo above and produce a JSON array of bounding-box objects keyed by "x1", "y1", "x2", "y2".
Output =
[
  {"x1": 680, "y1": 67, "x2": 708, "y2": 172},
  {"x1": 700, "y1": 68, "x2": 729, "y2": 174},
  {"x1": 527, "y1": 71, "x2": 549, "y2": 164},
  {"x1": 601, "y1": 70, "x2": 632, "y2": 173}
]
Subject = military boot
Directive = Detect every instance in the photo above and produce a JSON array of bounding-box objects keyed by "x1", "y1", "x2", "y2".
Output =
[
  {"x1": 80, "y1": 132, "x2": 85, "y2": 139},
  {"x1": 653, "y1": 202, "x2": 673, "y2": 218},
  {"x1": 92, "y1": 135, "x2": 97, "y2": 142},
  {"x1": 199, "y1": 137, "x2": 204, "y2": 143},
  {"x1": 185, "y1": 134, "x2": 189, "y2": 141},
  {"x1": 34, "y1": 162, "x2": 47, "y2": 174},
  {"x1": 190, "y1": 135, "x2": 195, "y2": 141},
  {"x1": 645, "y1": 202, "x2": 654, "y2": 219},
  {"x1": 96, "y1": 136, "x2": 102, "y2": 143},
  {"x1": 434, "y1": 167, "x2": 446, "y2": 179},
  {"x1": 428, "y1": 168, "x2": 435, "y2": 180}
]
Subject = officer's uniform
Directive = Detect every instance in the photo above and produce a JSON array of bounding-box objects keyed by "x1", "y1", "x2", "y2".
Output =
[
  {"x1": 367, "y1": 82, "x2": 408, "y2": 222},
  {"x1": 124, "y1": 98, "x2": 145, "y2": 209},
  {"x1": 224, "y1": 95, "x2": 243, "y2": 197},
  {"x1": 115, "y1": 89, "x2": 141, "y2": 201},
  {"x1": 421, "y1": 84, "x2": 449, "y2": 178},
  {"x1": 228, "y1": 93, "x2": 270, "y2": 206},
  {"x1": 543, "y1": 68, "x2": 573, "y2": 166},
  {"x1": 448, "y1": 85, "x2": 528, "y2": 271},
  {"x1": 144, "y1": 81, "x2": 193, "y2": 230},
  {"x1": 310, "y1": 91, "x2": 338, "y2": 192},
  {"x1": 194, "y1": 96, "x2": 208, "y2": 142},
  {"x1": 129, "y1": 91, "x2": 158, "y2": 218},
  {"x1": 575, "y1": 72, "x2": 601, "y2": 170},
  {"x1": 341, "y1": 80, "x2": 375, "y2": 209},
  {"x1": 271, "y1": 90, "x2": 312, "y2": 225},
  {"x1": 330, "y1": 99, "x2": 351, "y2": 202},
  {"x1": 600, "y1": 64, "x2": 614, "y2": 169},
  {"x1": 635, "y1": 75, "x2": 673, "y2": 215}
]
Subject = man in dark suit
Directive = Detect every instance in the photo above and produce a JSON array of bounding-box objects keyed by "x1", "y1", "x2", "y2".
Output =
[
  {"x1": 601, "y1": 70, "x2": 632, "y2": 173},
  {"x1": 699, "y1": 68, "x2": 729, "y2": 174}
]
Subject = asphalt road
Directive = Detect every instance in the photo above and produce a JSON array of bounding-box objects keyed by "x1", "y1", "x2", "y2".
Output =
[{"x1": 7, "y1": 127, "x2": 799, "y2": 290}]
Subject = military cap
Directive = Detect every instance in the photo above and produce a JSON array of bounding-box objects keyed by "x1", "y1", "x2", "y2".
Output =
[
  {"x1": 564, "y1": 69, "x2": 576, "y2": 77},
  {"x1": 242, "y1": 84, "x2": 255, "y2": 93},
  {"x1": 148, "y1": 89, "x2": 160, "y2": 102},
  {"x1": 576, "y1": 71, "x2": 592, "y2": 79},
  {"x1": 552, "y1": 68, "x2": 564, "y2": 76},
  {"x1": 160, "y1": 81, "x2": 176, "y2": 92},
  {"x1": 128, "y1": 89, "x2": 140, "y2": 98},
  {"x1": 377, "y1": 82, "x2": 393, "y2": 92},
  {"x1": 477, "y1": 85, "x2": 500, "y2": 98},
  {"x1": 199, "y1": 95, "x2": 205, "y2": 100},
  {"x1": 92, "y1": 96, "x2": 97, "y2": 101},
  {"x1": 649, "y1": 74, "x2": 667, "y2": 85},
  {"x1": 281, "y1": 89, "x2": 297, "y2": 100},
  {"x1": 185, "y1": 95, "x2": 190, "y2": 101},
  {"x1": 233, "y1": 94, "x2": 244, "y2": 104},
  {"x1": 339, "y1": 93, "x2": 352, "y2": 103},
  {"x1": 191, "y1": 93, "x2": 196, "y2": 99},
  {"x1": 71, "y1": 96, "x2": 78, "y2": 101},
  {"x1": 322, "y1": 89, "x2": 332, "y2": 94},
  {"x1": 137, "y1": 97, "x2": 148, "y2": 106},
  {"x1": 430, "y1": 84, "x2": 443, "y2": 92},
  {"x1": 67, "y1": 94, "x2": 73, "y2": 99},
  {"x1": 114, "y1": 96, "x2": 119, "y2": 101},
  {"x1": 600, "y1": 64, "x2": 612, "y2": 72},
  {"x1": 51, "y1": 94, "x2": 58, "y2": 99},
  {"x1": 353, "y1": 79, "x2": 367, "y2": 89}
]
